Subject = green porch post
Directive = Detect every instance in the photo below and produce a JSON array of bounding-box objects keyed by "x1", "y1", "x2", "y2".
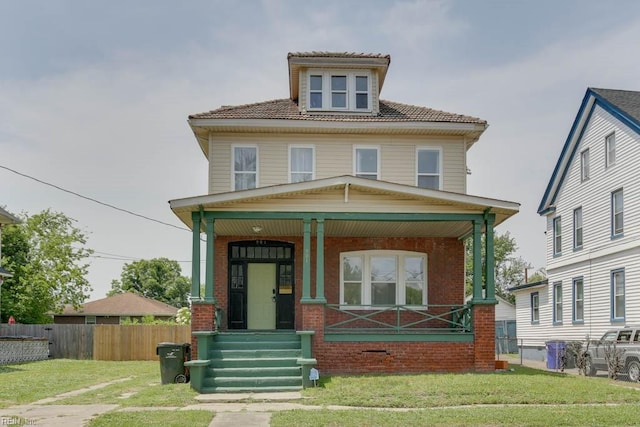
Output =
[
  {"x1": 484, "y1": 214, "x2": 496, "y2": 302},
  {"x1": 204, "y1": 216, "x2": 216, "y2": 303},
  {"x1": 301, "y1": 219, "x2": 312, "y2": 302},
  {"x1": 315, "y1": 219, "x2": 326, "y2": 303},
  {"x1": 472, "y1": 219, "x2": 483, "y2": 302},
  {"x1": 191, "y1": 212, "x2": 201, "y2": 301}
]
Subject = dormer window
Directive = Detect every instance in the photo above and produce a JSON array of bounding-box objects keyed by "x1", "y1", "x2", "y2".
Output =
[{"x1": 307, "y1": 71, "x2": 370, "y2": 112}]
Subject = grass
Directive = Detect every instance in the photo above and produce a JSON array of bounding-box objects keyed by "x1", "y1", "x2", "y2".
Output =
[
  {"x1": 3, "y1": 360, "x2": 640, "y2": 426},
  {"x1": 300, "y1": 365, "x2": 640, "y2": 408}
]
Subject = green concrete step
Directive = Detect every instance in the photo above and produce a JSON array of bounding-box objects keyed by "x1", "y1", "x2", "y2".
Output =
[
  {"x1": 209, "y1": 349, "x2": 301, "y2": 359},
  {"x1": 199, "y1": 385, "x2": 303, "y2": 394},
  {"x1": 215, "y1": 332, "x2": 300, "y2": 343},
  {"x1": 214, "y1": 340, "x2": 302, "y2": 350},
  {"x1": 210, "y1": 357, "x2": 299, "y2": 369},
  {"x1": 212, "y1": 366, "x2": 301, "y2": 378},
  {"x1": 204, "y1": 375, "x2": 302, "y2": 389}
]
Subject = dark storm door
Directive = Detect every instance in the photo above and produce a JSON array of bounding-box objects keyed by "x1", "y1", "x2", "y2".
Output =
[{"x1": 276, "y1": 262, "x2": 295, "y2": 329}]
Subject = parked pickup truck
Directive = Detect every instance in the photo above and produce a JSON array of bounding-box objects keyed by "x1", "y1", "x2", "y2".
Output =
[{"x1": 585, "y1": 328, "x2": 640, "y2": 381}]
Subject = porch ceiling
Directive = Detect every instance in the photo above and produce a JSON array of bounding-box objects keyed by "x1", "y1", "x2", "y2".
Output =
[{"x1": 209, "y1": 218, "x2": 473, "y2": 238}]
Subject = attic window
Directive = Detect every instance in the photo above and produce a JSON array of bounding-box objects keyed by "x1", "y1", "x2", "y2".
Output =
[{"x1": 307, "y1": 70, "x2": 371, "y2": 112}]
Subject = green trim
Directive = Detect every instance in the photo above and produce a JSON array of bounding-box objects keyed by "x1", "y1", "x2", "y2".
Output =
[
  {"x1": 191, "y1": 212, "x2": 201, "y2": 300},
  {"x1": 324, "y1": 333, "x2": 474, "y2": 342},
  {"x1": 315, "y1": 219, "x2": 325, "y2": 302},
  {"x1": 300, "y1": 299, "x2": 325, "y2": 304},
  {"x1": 202, "y1": 211, "x2": 486, "y2": 222},
  {"x1": 204, "y1": 217, "x2": 216, "y2": 303},
  {"x1": 485, "y1": 214, "x2": 496, "y2": 301},
  {"x1": 472, "y1": 220, "x2": 483, "y2": 301},
  {"x1": 470, "y1": 299, "x2": 498, "y2": 305},
  {"x1": 302, "y1": 219, "x2": 311, "y2": 300}
]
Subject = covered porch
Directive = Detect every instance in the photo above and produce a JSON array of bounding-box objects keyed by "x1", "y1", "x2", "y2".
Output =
[{"x1": 169, "y1": 176, "x2": 519, "y2": 390}]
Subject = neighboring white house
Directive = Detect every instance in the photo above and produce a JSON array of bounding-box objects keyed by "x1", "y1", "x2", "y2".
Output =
[{"x1": 512, "y1": 88, "x2": 640, "y2": 359}]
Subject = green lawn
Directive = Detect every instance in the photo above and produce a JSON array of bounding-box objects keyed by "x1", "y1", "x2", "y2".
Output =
[{"x1": 3, "y1": 360, "x2": 640, "y2": 426}]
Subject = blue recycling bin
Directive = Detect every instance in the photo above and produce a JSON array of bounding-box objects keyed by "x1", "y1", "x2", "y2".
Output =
[{"x1": 546, "y1": 341, "x2": 566, "y2": 369}]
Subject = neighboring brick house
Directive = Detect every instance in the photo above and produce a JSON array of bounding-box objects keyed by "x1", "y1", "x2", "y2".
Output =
[
  {"x1": 170, "y1": 51, "x2": 519, "y2": 393},
  {"x1": 514, "y1": 88, "x2": 640, "y2": 360},
  {"x1": 55, "y1": 292, "x2": 178, "y2": 324}
]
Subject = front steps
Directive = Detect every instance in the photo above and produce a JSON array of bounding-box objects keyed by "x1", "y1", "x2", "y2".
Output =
[{"x1": 200, "y1": 331, "x2": 303, "y2": 393}]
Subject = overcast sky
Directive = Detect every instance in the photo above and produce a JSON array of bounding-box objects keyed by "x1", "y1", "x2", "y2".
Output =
[{"x1": 2, "y1": 0, "x2": 640, "y2": 300}]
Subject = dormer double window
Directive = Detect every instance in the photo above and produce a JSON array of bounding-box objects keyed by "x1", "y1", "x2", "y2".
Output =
[{"x1": 308, "y1": 71, "x2": 371, "y2": 112}]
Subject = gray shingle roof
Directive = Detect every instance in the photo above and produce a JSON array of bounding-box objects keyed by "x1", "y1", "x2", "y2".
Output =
[
  {"x1": 591, "y1": 88, "x2": 640, "y2": 124},
  {"x1": 189, "y1": 98, "x2": 485, "y2": 124}
]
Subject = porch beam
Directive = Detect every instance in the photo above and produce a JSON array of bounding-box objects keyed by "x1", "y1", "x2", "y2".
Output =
[
  {"x1": 203, "y1": 211, "x2": 485, "y2": 222},
  {"x1": 204, "y1": 217, "x2": 216, "y2": 303},
  {"x1": 315, "y1": 219, "x2": 326, "y2": 303},
  {"x1": 472, "y1": 219, "x2": 483, "y2": 302},
  {"x1": 301, "y1": 219, "x2": 313, "y2": 302},
  {"x1": 484, "y1": 213, "x2": 496, "y2": 302},
  {"x1": 191, "y1": 212, "x2": 201, "y2": 301}
]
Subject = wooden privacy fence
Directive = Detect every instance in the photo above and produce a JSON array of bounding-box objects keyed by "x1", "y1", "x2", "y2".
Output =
[
  {"x1": 93, "y1": 325, "x2": 191, "y2": 361},
  {"x1": 0, "y1": 324, "x2": 93, "y2": 359},
  {"x1": 0, "y1": 324, "x2": 190, "y2": 361}
]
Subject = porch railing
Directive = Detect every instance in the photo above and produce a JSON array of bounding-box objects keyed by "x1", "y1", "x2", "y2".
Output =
[{"x1": 324, "y1": 304, "x2": 471, "y2": 334}]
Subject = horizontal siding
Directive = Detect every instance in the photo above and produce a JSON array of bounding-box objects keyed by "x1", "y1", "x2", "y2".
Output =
[
  {"x1": 546, "y1": 105, "x2": 640, "y2": 268},
  {"x1": 208, "y1": 133, "x2": 467, "y2": 194},
  {"x1": 519, "y1": 241, "x2": 640, "y2": 346}
]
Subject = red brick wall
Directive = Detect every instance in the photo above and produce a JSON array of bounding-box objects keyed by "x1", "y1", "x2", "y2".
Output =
[
  {"x1": 472, "y1": 304, "x2": 496, "y2": 372},
  {"x1": 191, "y1": 303, "x2": 215, "y2": 357}
]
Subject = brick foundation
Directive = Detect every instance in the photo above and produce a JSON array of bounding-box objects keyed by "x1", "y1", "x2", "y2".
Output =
[
  {"x1": 472, "y1": 303, "x2": 496, "y2": 372},
  {"x1": 190, "y1": 302, "x2": 215, "y2": 357}
]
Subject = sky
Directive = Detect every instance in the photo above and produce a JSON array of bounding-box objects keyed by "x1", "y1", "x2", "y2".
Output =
[{"x1": 2, "y1": 0, "x2": 640, "y2": 301}]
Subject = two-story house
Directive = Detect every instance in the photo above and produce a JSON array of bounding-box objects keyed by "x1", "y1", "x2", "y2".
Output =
[
  {"x1": 512, "y1": 88, "x2": 640, "y2": 360},
  {"x1": 170, "y1": 51, "x2": 519, "y2": 393}
]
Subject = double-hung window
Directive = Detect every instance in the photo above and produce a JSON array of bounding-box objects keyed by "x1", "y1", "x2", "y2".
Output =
[
  {"x1": 340, "y1": 251, "x2": 427, "y2": 307},
  {"x1": 606, "y1": 132, "x2": 616, "y2": 167},
  {"x1": 553, "y1": 282, "x2": 563, "y2": 324},
  {"x1": 573, "y1": 207, "x2": 583, "y2": 249},
  {"x1": 580, "y1": 149, "x2": 590, "y2": 181},
  {"x1": 611, "y1": 268, "x2": 625, "y2": 321},
  {"x1": 354, "y1": 146, "x2": 379, "y2": 180},
  {"x1": 307, "y1": 71, "x2": 371, "y2": 111},
  {"x1": 416, "y1": 148, "x2": 442, "y2": 190},
  {"x1": 233, "y1": 146, "x2": 257, "y2": 190},
  {"x1": 289, "y1": 146, "x2": 314, "y2": 183},
  {"x1": 531, "y1": 292, "x2": 539, "y2": 323},
  {"x1": 612, "y1": 189, "x2": 623, "y2": 237},
  {"x1": 553, "y1": 217, "x2": 562, "y2": 255},
  {"x1": 573, "y1": 277, "x2": 584, "y2": 322}
]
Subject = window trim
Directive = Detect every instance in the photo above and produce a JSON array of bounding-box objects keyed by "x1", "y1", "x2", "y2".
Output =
[
  {"x1": 573, "y1": 207, "x2": 583, "y2": 250},
  {"x1": 531, "y1": 292, "x2": 539, "y2": 324},
  {"x1": 611, "y1": 268, "x2": 625, "y2": 322},
  {"x1": 553, "y1": 216, "x2": 562, "y2": 256},
  {"x1": 580, "y1": 148, "x2": 590, "y2": 181},
  {"x1": 553, "y1": 282, "x2": 563, "y2": 325},
  {"x1": 307, "y1": 70, "x2": 372, "y2": 112},
  {"x1": 288, "y1": 144, "x2": 315, "y2": 183},
  {"x1": 415, "y1": 146, "x2": 443, "y2": 190},
  {"x1": 605, "y1": 132, "x2": 616, "y2": 168},
  {"x1": 572, "y1": 277, "x2": 584, "y2": 323},
  {"x1": 231, "y1": 145, "x2": 259, "y2": 191},
  {"x1": 353, "y1": 145, "x2": 380, "y2": 180},
  {"x1": 611, "y1": 188, "x2": 624, "y2": 238},
  {"x1": 339, "y1": 250, "x2": 428, "y2": 309}
]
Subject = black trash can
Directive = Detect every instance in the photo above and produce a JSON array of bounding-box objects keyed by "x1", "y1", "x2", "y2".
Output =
[{"x1": 156, "y1": 342, "x2": 191, "y2": 384}]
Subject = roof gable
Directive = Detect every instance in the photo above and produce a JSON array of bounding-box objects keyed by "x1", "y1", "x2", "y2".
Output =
[{"x1": 538, "y1": 87, "x2": 640, "y2": 215}]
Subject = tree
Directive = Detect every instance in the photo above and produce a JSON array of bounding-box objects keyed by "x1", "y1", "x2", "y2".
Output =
[
  {"x1": 109, "y1": 258, "x2": 190, "y2": 307},
  {"x1": 465, "y1": 231, "x2": 532, "y2": 304},
  {"x1": 527, "y1": 267, "x2": 547, "y2": 283},
  {"x1": 1, "y1": 210, "x2": 93, "y2": 323}
]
